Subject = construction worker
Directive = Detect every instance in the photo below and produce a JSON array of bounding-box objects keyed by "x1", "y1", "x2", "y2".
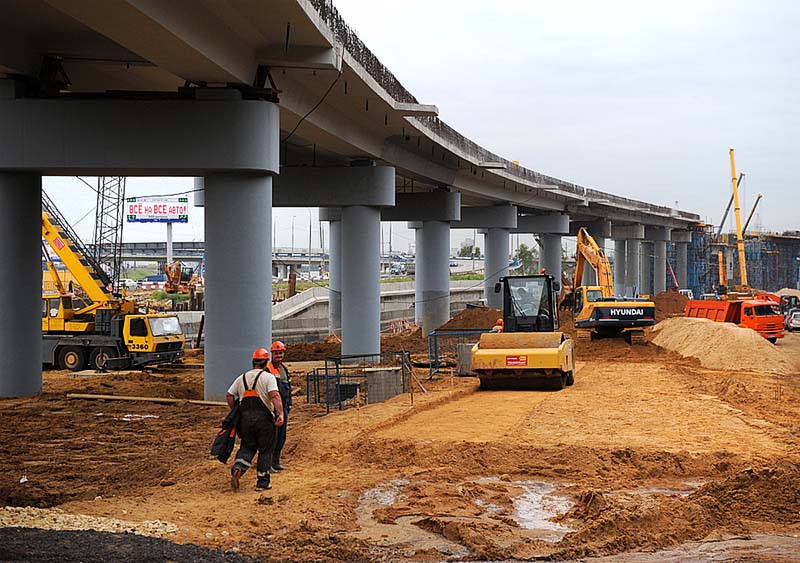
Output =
[
  {"x1": 267, "y1": 341, "x2": 291, "y2": 472},
  {"x1": 492, "y1": 318, "x2": 504, "y2": 332},
  {"x1": 226, "y1": 348, "x2": 284, "y2": 491}
]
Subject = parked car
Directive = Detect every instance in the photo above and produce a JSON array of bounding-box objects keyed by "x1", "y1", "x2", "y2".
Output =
[
  {"x1": 786, "y1": 310, "x2": 800, "y2": 331},
  {"x1": 118, "y1": 278, "x2": 137, "y2": 290}
]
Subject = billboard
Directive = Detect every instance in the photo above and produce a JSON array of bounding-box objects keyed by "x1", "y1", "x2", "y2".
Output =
[{"x1": 126, "y1": 197, "x2": 189, "y2": 223}]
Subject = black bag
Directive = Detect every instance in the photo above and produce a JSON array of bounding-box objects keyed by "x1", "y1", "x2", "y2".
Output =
[{"x1": 210, "y1": 401, "x2": 240, "y2": 464}]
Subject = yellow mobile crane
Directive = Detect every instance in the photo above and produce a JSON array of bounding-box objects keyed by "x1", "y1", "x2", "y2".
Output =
[
  {"x1": 41, "y1": 196, "x2": 185, "y2": 371},
  {"x1": 572, "y1": 228, "x2": 656, "y2": 343}
]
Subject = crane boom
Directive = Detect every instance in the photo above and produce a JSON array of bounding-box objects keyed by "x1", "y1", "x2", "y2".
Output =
[
  {"x1": 41, "y1": 211, "x2": 114, "y2": 306},
  {"x1": 729, "y1": 148, "x2": 748, "y2": 289},
  {"x1": 574, "y1": 227, "x2": 615, "y2": 297}
]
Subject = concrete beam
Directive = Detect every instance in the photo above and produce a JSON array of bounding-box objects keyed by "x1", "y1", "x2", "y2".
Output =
[
  {"x1": 644, "y1": 226, "x2": 671, "y2": 242},
  {"x1": 569, "y1": 219, "x2": 611, "y2": 238},
  {"x1": 394, "y1": 102, "x2": 439, "y2": 117},
  {"x1": 452, "y1": 205, "x2": 517, "y2": 230},
  {"x1": 513, "y1": 213, "x2": 569, "y2": 234},
  {"x1": 611, "y1": 224, "x2": 645, "y2": 240},
  {"x1": 273, "y1": 166, "x2": 395, "y2": 207},
  {"x1": 319, "y1": 207, "x2": 341, "y2": 222},
  {"x1": 381, "y1": 191, "x2": 460, "y2": 222},
  {"x1": 257, "y1": 44, "x2": 342, "y2": 72},
  {"x1": 0, "y1": 97, "x2": 279, "y2": 175},
  {"x1": 671, "y1": 230, "x2": 693, "y2": 243}
]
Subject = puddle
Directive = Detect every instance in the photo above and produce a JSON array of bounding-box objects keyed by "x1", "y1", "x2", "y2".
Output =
[
  {"x1": 512, "y1": 481, "x2": 574, "y2": 542},
  {"x1": 352, "y1": 479, "x2": 469, "y2": 557}
]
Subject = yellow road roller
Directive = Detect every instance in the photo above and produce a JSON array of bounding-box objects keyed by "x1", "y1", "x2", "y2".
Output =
[{"x1": 472, "y1": 274, "x2": 575, "y2": 390}]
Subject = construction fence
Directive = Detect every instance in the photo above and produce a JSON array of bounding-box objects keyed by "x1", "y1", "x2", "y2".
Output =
[{"x1": 306, "y1": 352, "x2": 412, "y2": 413}]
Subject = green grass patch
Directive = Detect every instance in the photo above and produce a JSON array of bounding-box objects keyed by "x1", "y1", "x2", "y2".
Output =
[{"x1": 151, "y1": 289, "x2": 190, "y2": 302}]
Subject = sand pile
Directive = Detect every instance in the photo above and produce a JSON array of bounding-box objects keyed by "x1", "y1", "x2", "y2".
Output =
[
  {"x1": 653, "y1": 291, "x2": 689, "y2": 321},
  {"x1": 651, "y1": 317, "x2": 795, "y2": 374},
  {"x1": 776, "y1": 287, "x2": 800, "y2": 298},
  {"x1": 438, "y1": 307, "x2": 502, "y2": 331}
]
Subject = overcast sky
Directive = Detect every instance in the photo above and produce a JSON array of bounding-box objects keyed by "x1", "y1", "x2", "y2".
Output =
[{"x1": 44, "y1": 0, "x2": 798, "y2": 256}]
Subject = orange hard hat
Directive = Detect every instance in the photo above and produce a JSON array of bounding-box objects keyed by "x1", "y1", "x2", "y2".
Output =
[
  {"x1": 252, "y1": 348, "x2": 269, "y2": 361},
  {"x1": 270, "y1": 341, "x2": 287, "y2": 352},
  {"x1": 496, "y1": 318, "x2": 504, "y2": 325}
]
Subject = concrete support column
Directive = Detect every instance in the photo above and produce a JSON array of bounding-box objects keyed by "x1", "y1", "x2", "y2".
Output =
[
  {"x1": 676, "y1": 242, "x2": 688, "y2": 289},
  {"x1": 341, "y1": 206, "x2": 381, "y2": 357},
  {"x1": 639, "y1": 242, "x2": 652, "y2": 297},
  {"x1": 0, "y1": 173, "x2": 41, "y2": 397},
  {"x1": 654, "y1": 240, "x2": 667, "y2": 295},
  {"x1": 540, "y1": 234, "x2": 562, "y2": 288},
  {"x1": 484, "y1": 228, "x2": 509, "y2": 309},
  {"x1": 417, "y1": 221, "x2": 450, "y2": 335},
  {"x1": 328, "y1": 219, "x2": 342, "y2": 334},
  {"x1": 204, "y1": 174, "x2": 272, "y2": 401},
  {"x1": 613, "y1": 239, "x2": 626, "y2": 295},
  {"x1": 414, "y1": 226, "x2": 424, "y2": 325},
  {"x1": 625, "y1": 239, "x2": 640, "y2": 296},
  {"x1": 581, "y1": 235, "x2": 604, "y2": 286}
]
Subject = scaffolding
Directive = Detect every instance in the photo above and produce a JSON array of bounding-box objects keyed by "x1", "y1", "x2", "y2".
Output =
[{"x1": 92, "y1": 176, "x2": 126, "y2": 292}]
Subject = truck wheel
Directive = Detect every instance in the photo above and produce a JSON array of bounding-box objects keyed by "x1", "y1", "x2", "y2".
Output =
[
  {"x1": 89, "y1": 347, "x2": 116, "y2": 370},
  {"x1": 58, "y1": 346, "x2": 86, "y2": 372},
  {"x1": 767, "y1": 337, "x2": 777, "y2": 344}
]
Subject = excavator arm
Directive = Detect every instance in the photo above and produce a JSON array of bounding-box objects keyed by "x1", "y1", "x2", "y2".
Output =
[{"x1": 574, "y1": 228, "x2": 615, "y2": 297}]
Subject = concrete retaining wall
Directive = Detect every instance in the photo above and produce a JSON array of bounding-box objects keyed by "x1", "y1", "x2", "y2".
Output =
[{"x1": 180, "y1": 281, "x2": 484, "y2": 345}]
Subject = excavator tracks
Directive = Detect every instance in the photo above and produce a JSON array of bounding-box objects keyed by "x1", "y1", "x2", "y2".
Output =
[{"x1": 627, "y1": 330, "x2": 646, "y2": 345}]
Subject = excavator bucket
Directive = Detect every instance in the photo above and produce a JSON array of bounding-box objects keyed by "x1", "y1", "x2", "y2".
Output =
[{"x1": 471, "y1": 332, "x2": 574, "y2": 391}]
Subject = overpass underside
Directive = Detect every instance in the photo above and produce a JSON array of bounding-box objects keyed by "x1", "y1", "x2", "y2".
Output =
[{"x1": 0, "y1": 0, "x2": 700, "y2": 400}]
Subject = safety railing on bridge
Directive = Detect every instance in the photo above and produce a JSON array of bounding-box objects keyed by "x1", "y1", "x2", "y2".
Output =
[
  {"x1": 427, "y1": 330, "x2": 493, "y2": 377},
  {"x1": 306, "y1": 352, "x2": 412, "y2": 414}
]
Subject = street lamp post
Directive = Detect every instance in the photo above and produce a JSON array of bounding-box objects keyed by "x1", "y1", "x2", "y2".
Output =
[{"x1": 291, "y1": 215, "x2": 296, "y2": 254}]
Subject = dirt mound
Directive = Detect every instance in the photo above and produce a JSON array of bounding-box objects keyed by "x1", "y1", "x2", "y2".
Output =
[
  {"x1": 653, "y1": 291, "x2": 689, "y2": 322},
  {"x1": 694, "y1": 463, "x2": 800, "y2": 524},
  {"x1": 287, "y1": 341, "x2": 341, "y2": 361},
  {"x1": 651, "y1": 317, "x2": 795, "y2": 374},
  {"x1": 438, "y1": 307, "x2": 502, "y2": 331}
]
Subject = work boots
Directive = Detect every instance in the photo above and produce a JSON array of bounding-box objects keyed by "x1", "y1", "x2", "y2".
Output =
[{"x1": 230, "y1": 467, "x2": 243, "y2": 491}]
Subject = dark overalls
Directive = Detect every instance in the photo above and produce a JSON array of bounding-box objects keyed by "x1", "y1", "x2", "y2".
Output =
[
  {"x1": 269, "y1": 362, "x2": 291, "y2": 468},
  {"x1": 232, "y1": 370, "x2": 275, "y2": 488}
]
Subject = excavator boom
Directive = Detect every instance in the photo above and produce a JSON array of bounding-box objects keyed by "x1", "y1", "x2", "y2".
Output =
[{"x1": 574, "y1": 228, "x2": 615, "y2": 297}]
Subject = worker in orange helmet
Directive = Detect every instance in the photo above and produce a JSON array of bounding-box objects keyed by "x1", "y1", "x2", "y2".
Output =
[
  {"x1": 492, "y1": 318, "x2": 505, "y2": 332},
  {"x1": 226, "y1": 347, "x2": 284, "y2": 491},
  {"x1": 267, "y1": 341, "x2": 292, "y2": 472}
]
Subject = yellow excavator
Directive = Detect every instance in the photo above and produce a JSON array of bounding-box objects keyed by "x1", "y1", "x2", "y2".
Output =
[
  {"x1": 41, "y1": 195, "x2": 185, "y2": 371},
  {"x1": 573, "y1": 227, "x2": 655, "y2": 344},
  {"x1": 471, "y1": 274, "x2": 575, "y2": 390}
]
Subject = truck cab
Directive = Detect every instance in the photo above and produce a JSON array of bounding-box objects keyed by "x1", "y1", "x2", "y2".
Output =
[{"x1": 739, "y1": 300, "x2": 784, "y2": 343}]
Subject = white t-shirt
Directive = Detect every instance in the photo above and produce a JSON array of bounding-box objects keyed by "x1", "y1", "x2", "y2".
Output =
[{"x1": 227, "y1": 368, "x2": 279, "y2": 413}]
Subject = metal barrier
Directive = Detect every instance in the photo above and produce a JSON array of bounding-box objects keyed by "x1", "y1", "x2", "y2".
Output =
[
  {"x1": 427, "y1": 330, "x2": 492, "y2": 376},
  {"x1": 306, "y1": 352, "x2": 411, "y2": 413}
]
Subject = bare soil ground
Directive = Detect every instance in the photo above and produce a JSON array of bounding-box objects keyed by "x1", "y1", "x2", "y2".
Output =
[{"x1": 2, "y1": 330, "x2": 800, "y2": 562}]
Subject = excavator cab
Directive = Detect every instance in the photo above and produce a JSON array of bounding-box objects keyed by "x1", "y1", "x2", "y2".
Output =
[{"x1": 472, "y1": 275, "x2": 575, "y2": 391}]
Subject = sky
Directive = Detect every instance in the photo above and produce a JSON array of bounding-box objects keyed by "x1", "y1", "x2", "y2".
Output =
[{"x1": 44, "y1": 0, "x2": 799, "y2": 257}]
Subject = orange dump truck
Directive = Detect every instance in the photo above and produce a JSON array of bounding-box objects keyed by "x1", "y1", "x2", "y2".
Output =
[{"x1": 685, "y1": 295, "x2": 784, "y2": 343}]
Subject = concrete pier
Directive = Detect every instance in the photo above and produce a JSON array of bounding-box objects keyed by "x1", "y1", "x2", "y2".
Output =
[
  {"x1": 417, "y1": 221, "x2": 451, "y2": 335},
  {"x1": 0, "y1": 173, "x2": 41, "y2": 397},
  {"x1": 484, "y1": 228, "x2": 510, "y2": 309}
]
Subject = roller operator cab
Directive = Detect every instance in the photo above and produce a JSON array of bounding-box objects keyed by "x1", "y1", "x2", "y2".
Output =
[{"x1": 471, "y1": 275, "x2": 575, "y2": 391}]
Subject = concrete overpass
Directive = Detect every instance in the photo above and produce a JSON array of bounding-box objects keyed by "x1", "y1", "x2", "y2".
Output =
[{"x1": 0, "y1": 0, "x2": 700, "y2": 399}]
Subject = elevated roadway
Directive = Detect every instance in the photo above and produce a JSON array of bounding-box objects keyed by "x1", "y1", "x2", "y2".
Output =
[{"x1": 0, "y1": 0, "x2": 700, "y2": 398}]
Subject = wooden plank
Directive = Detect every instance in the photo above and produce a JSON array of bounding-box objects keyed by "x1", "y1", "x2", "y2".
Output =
[{"x1": 66, "y1": 393, "x2": 226, "y2": 406}]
